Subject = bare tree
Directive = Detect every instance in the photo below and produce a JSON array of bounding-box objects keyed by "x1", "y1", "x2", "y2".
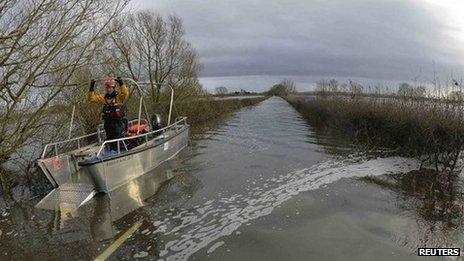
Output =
[
  {"x1": 165, "y1": 41, "x2": 204, "y2": 101},
  {"x1": 315, "y1": 80, "x2": 329, "y2": 95},
  {"x1": 0, "y1": 0, "x2": 128, "y2": 191},
  {"x1": 110, "y1": 11, "x2": 202, "y2": 104},
  {"x1": 281, "y1": 79, "x2": 296, "y2": 93},
  {"x1": 268, "y1": 79, "x2": 296, "y2": 97},
  {"x1": 397, "y1": 82, "x2": 427, "y2": 99},
  {"x1": 107, "y1": 14, "x2": 143, "y2": 81},
  {"x1": 328, "y1": 79, "x2": 338, "y2": 92},
  {"x1": 348, "y1": 80, "x2": 364, "y2": 98},
  {"x1": 215, "y1": 87, "x2": 228, "y2": 96}
]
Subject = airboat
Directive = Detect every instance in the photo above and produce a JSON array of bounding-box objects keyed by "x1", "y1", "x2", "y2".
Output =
[{"x1": 35, "y1": 78, "x2": 190, "y2": 210}]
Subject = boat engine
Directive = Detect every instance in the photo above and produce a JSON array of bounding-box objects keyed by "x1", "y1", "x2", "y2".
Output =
[{"x1": 151, "y1": 114, "x2": 164, "y2": 130}]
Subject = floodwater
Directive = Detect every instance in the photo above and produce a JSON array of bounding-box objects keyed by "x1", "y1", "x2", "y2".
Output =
[{"x1": 0, "y1": 97, "x2": 462, "y2": 260}]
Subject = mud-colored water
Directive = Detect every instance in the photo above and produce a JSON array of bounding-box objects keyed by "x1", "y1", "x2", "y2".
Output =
[{"x1": 0, "y1": 97, "x2": 462, "y2": 260}]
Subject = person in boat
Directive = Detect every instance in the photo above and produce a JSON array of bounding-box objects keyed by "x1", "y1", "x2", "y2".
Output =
[{"x1": 89, "y1": 77, "x2": 129, "y2": 151}]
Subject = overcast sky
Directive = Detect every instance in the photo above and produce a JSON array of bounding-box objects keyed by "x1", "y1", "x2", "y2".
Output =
[{"x1": 132, "y1": 0, "x2": 464, "y2": 90}]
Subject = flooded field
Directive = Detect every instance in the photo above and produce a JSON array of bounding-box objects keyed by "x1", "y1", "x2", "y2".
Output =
[{"x1": 0, "y1": 97, "x2": 462, "y2": 260}]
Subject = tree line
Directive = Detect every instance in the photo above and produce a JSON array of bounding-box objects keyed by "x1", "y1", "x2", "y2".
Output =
[
  {"x1": 314, "y1": 79, "x2": 464, "y2": 101},
  {"x1": 267, "y1": 79, "x2": 296, "y2": 97}
]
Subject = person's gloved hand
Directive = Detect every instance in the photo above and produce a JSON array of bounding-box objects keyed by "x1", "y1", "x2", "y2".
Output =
[
  {"x1": 89, "y1": 79, "x2": 96, "y2": 92},
  {"x1": 115, "y1": 77, "x2": 124, "y2": 86}
]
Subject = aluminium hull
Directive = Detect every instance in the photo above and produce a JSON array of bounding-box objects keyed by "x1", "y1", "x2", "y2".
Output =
[{"x1": 81, "y1": 126, "x2": 189, "y2": 192}]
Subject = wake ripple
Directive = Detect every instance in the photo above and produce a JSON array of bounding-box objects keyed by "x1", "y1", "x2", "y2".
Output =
[{"x1": 148, "y1": 156, "x2": 420, "y2": 260}]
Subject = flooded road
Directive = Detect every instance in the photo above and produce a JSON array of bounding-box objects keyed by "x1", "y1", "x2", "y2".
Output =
[{"x1": 0, "y1": 97, "x2": 462, "y2": 260}]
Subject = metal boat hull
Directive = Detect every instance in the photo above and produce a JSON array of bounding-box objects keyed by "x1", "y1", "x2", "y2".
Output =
[
  {"x1": 82, "y1": 126, "x2": 189, "y2": 192},
  {"x1": 36, "y1": 77, "x2": 189, "y2": 209}
]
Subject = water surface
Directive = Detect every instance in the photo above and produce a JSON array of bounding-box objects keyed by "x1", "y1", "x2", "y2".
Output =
[{"x1": 0, "y1": 97, "x2": 460, "y2": 260}]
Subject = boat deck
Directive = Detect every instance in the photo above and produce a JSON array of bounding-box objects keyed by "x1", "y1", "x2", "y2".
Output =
[{"x1": 35, "y1": 183, "x2": 96, "y2": 210}]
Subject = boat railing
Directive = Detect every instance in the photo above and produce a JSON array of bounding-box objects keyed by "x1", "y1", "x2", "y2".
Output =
[
  {"x1": 40, "y1": 118, "x2": 151, "y2": 159},
  {"x1": 41, "y1": 131, "x2": 102, "y2": 159},
  {"x1": 96, "y1": 117, "x2": 188, "y2": 158}
]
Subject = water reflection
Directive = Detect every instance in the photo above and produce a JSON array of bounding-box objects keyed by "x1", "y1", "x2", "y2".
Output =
[
  {"x1": 0, "y1": 151, "x2": 204, "y2": 259},
  {"x1": 89, "y1": 160, "x2": 203, "y2": 238},
  {"x1": 91, "y1": 195, "x2": 114, "y2": 241},
  {"x1": 100, "y1": 170, "x2": 204, "y2": 259},
  {"x1": 363, "y1": 170, "x2": 464, "y2": 249}
]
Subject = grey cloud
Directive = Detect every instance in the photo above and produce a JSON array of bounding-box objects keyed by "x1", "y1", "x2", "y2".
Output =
[{"x1": 133, "y1": 0, "x2": 464, "y2": 81}]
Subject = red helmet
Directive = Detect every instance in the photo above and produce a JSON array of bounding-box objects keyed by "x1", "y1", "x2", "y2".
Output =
[{"x1": 104, "y1": 79, "x2": 116, "y2": 88}]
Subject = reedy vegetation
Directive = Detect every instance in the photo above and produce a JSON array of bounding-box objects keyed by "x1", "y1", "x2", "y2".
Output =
[
  {"x1": 153, "y1": 97, "x2": 267, "y2": 126},
  {"x1": 286, "y1": 79, "x2": 464, "y2": 175}
]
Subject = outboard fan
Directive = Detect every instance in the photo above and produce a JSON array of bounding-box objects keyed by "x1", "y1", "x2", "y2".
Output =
[{"x1": 151, "y1": 114, "x2": 164, "y2": 130}]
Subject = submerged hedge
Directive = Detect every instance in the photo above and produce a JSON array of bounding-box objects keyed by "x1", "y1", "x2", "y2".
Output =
[
  {"x1": 77, "y1": 96, "x2": 267, "y2": 134},
  {"x1": 153, "y1": 97, "x2": 267, "y2": 125},
  {"x1": 286, "y1": 95, "x2": 464, "y2": 171}
]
